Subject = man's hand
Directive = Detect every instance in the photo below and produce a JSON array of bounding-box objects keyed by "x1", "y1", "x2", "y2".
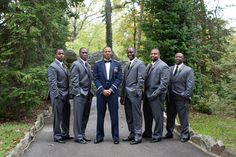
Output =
[
  {"x1": 103, "y1": 89, "x2": 111, "y2": 97},
  {"x1": 120, "y1": 97, "x2": 124, "y2": 105}
]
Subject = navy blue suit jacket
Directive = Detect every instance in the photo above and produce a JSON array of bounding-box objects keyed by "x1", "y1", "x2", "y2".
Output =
[{"x1": 93, "y1": 59, "x2": 122, "y2": 95}]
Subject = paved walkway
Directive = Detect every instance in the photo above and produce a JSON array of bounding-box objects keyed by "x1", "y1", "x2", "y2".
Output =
[{"x1": 23, "y1": 98, "x2": 212, "y2": 157}]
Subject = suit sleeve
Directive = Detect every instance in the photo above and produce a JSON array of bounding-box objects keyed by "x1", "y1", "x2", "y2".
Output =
[
  {"x1": 70, "y1": 63, "x2": 81, "y2": 96},
  {"x1": 182, "y1": 69, "x2": 194, "y2": 99},
  {"x1": 110, "y1": 63, "x2": 122, "y2": 93},
  {"x1": 93, "y1": 63, "x2": 104, "y2": 94},
  {"x1": 137, "y1": 62, "x2": 146, "y2": 90},
  {"x1": 120, "y1": 66, "x2": 127, "y2": 97},
  {"x1": 48, "y1": 65, "x2": 60, "y2": 98},
  {"x1": 151, "y1": 65, "x2": 170, "y2": 97}
]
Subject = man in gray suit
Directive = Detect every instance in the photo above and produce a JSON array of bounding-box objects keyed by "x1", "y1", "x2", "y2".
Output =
[
  {"x1": 144, "y1": 48, "x2": 169, "y2": 143},
  {"x1": 165, "y1": 52, "x2": 195, "y2": 143},
  {"x1": 70, "y1": 47, "x2": 93, "y2": 144},
  {"x1": 120, "y1": 48, "x2": 146, "y2": 145},
  {"x1": 48, "y1": 48, "x2": 72, "y2": 144}
]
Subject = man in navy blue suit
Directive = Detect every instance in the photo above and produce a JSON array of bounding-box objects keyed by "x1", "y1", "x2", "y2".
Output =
[{"x1": 93, "y1": 46, "x2": 122, "y2": 144}]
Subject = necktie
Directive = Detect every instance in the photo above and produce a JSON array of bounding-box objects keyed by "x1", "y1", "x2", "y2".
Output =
[
  {"x1": 147, "y1": 64, "x2": 152, "y2": 74},
  {"x1": 128, "y1": 61, "x2": 131, "y2": 70},
  {"x1": 62, "y1": 63, "x2": 66, "y2": 69},
  {"x1": 85, "y1": 62, "x2": 88, "y2": 68},
  {"x1": 174, "y1": 65, "x2": 179, "y2": 76}
]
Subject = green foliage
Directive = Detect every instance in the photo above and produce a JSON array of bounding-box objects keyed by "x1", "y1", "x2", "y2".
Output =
[
  {"x1": 142, "y1": 0, "x2": 199, "y2": 65},
  {"x1": 0, "y1": 0, "x2": 84, "y2": 118},
  {"x1": 0, "y1": 67, "x2": 48, "y2": 117},
  {"x1": 0, "y1": 122, "x2": 31, "y2": 157}
]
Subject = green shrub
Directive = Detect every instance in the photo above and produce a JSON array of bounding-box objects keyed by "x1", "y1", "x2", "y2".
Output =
[{"x1": 0, "y1": 66, "x2": 48, "y2": 118}]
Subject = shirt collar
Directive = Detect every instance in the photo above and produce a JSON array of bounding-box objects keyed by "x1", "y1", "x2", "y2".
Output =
[
  {"x1": 80, "y1": 58, "x2": 87, "y2": 65},
  {"x1": 55, "y1": 59, "x2": 63, "y2": 66},
  {"x1": 175, "y1": 63, "x2": 183, "y2": 69},
  {"x1": 129, "y1": 57, "x2": 136, "y2": 65}
]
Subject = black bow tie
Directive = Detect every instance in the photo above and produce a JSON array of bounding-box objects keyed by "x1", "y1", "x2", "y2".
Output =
[{"x1": 104, "y1": 60, "x2": 111, "y2": 63}]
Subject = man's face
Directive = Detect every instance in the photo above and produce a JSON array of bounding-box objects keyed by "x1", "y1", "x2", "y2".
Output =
[
  {"x1": 127, "y1": 48, "x2": 136, "y2": 61},
  {"x1": 55, "y1": 49, "x2": 64, "y2": 62},
  {"x1": 103, "y1": 47, "x2": 112, "y2": 60},
  {"x1": 150, "y1": 49, "x2": 160, "y2": 62},
  {"x1": 175, "y1": 53, "x2": 184, "y2": 65},
  {"x1": 80, "y1": 48, "x2": 88, "y2": 61}
]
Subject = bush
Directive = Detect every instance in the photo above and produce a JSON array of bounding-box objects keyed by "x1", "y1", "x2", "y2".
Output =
[{"x1": 0, "y1": 66, "x2": 48, "y2": 118}]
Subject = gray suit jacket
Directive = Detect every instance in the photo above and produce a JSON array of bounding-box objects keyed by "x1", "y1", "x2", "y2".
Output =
[
  {"x1": 70, "y1": 58, "x2": 93, "y2": 97},
  {"x1": 145, "y1": 59, "x2": 170, "y2": 101},
  {"x1": 169, "y1": 64, "x2": 194, "y2": 99},
  {"x1": 121, "y1": 59, "x2": 146, "y2": 99},
  {"x1": 48, "y1": 60, "x2": 69, "y2": 100}
]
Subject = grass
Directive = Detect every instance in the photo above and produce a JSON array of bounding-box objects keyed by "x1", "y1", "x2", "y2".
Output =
[
  {"x1": 189, "y1": 112, "x2": 236, "y2": 152},
  {"x1": 0, "y1": 122, "x2": 31, "y2": 157}
]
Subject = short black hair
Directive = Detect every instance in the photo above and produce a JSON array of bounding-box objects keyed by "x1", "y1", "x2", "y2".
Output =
[
  {"x1": 79, "y1": 47, "x2": 87, "y2": 53},
  {"x1": 55, "y1": 48, "x2": 63, "y2": 54}
]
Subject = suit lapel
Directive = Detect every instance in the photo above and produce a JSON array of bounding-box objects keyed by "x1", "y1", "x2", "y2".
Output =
[
  {"x1": 127, "y1": 59, "x2": 137, "y2": 76},
  {"x1": 55, "y1": 61, "x2": 67, "y2": 75},
  {"x1": 173, "y1": 64, "x2": 185, "y2": 79},
  {"x1": 79, "y1": 59, "x2": 88, "y2": 73},
  {"x1": 101, "y1": 61, "x2": 107, "y2": 80},
  {"x1": 109, "y1": 60, "x2": 114, "y2": 80}
]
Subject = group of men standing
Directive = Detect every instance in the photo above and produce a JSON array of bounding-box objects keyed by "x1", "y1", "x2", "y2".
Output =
[{"x1": 48, "y1": 46, "x2": 194, "y2": 145}]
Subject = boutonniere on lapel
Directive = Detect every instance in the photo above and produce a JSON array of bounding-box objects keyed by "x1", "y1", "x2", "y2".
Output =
[
  {"x1": 178, "y1": 68, "x2": 182, "y2": 73},
  {"x1": 114, "y1": 67, "x2": 118, "y2": 73}
]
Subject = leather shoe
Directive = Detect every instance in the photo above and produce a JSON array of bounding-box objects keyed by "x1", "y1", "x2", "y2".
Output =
[
  {"x1": 163, "y1": 133, "x2": 173, "y2": 139},
  {"x1": 142, "y1": 133, "x2": 152, "y2": 138},
  {"x1": 151, "y1": 138, "x2": 162, "y2": 143},
  {"x1": 130, "y1": 139, "x2": 142, "y2": 145},
  {"x1": 63, "y1": 135, "x2": 74, "y2": 140},
  {"x1": 74, "y1": 138, "x2": 87, "y2": 144},
  {"x1": 113, "y1": 140, "x2": 119, "y2": 144},
  {"x1": 94, "y1": 139, "x2": 103, "y2": 144},
  {"x1": 54, "y1": 139, "x2": 65, "y2": 144},
  {"x1": 83, "y1": 136, "x2": 91, "y2": 142},
  {"x1": 122, "y1": 136, "x2": 134, "y2": 141},
  {"x1": 180, "y1": 136, "x2": 190, "y2": 143}
]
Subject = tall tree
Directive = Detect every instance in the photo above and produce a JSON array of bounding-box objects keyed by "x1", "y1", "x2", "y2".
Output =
[
  {"x1": 142, "y1": 0, "x2": 199, "y2": 64},
  {"x1": 105, "y1": 0, "x2": 112, "y2": 48}
]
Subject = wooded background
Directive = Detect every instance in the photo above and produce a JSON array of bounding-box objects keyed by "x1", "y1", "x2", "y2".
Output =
[{"x1": 0, "y1": 0, "x2": 235, "y2": 119}]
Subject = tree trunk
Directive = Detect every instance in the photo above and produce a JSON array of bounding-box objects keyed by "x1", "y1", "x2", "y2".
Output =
[
  {"x1": 133, "y1": 2, "x2": 137, "y2": 49},
  {"x1": 105, "y1": 0, "x2": 112, "y2": 49},
  {"x1": 71, "y1": 17, "x2": 78, "y2": 42},
  {"x1": 137, "y1": 0, "x2": 143, "y2": 51}
]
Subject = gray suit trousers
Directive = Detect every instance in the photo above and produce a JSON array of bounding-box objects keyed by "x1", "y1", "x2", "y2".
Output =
[
  {"x1": 148, "y1": 96, "x2": 163, "y2": 139},
  {"x1": 73, "y1": 95, "x2": 92, "y2": 140},
  {"x1": 166, "y1": 94, "x2": 189, "y2": 139},
  {"x1": 52, "y1": 97, "x2": 70, "y2": 140},
  {"x1": 124, "y1": 95, "x2": 142, "y2": 139}
]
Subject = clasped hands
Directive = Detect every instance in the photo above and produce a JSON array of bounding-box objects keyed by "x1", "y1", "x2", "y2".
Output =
[{"x1": 103, "y1": 89, "x2": 112, "y2": 97}]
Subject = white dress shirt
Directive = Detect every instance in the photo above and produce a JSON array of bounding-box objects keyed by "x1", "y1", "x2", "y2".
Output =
[
  {"x1": 105, "y1": 61, "x2": 111, "y2": 80},
  {"x1": 173, "y1": 63, "x2": 183, "y2": 74}
]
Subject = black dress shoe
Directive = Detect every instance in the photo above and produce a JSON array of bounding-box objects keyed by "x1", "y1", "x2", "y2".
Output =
[
  {"x1": 180, "y1": 137, "x2": 190, "y2": 143},
  {"x1": 83, "y1": 136, "x2": 91, "y2": 142},
  {"x1": 122, "y1": 136, "x2": 134, "y2": 141},
  {"x1": 63, "y1": 136, "x2": 74, "y2": 140},
  {"x1": 130, "y1": 139, "x2": 142, "y2": 145},
  {"x1": 54, "y1": 139, "x2": 65, "y2": 144},
  {"x1": 113, "y1": 140, "x2": 120, "y2": 144},
  {"x1": 151, "y1": 138, "x2": 162, "y2": 143},
  {"x1": 142, "y1": 133, "x2": 152, "y2": 138},
  {"x1": 94, "y1": 139, "x2": 104, "y2": 144},
  {"x1": 163, "y1": 133, "x2": 173, "y2": 139},
  {"x1": 74, "y1": 138, "x2": 87, "y2": 144}
]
